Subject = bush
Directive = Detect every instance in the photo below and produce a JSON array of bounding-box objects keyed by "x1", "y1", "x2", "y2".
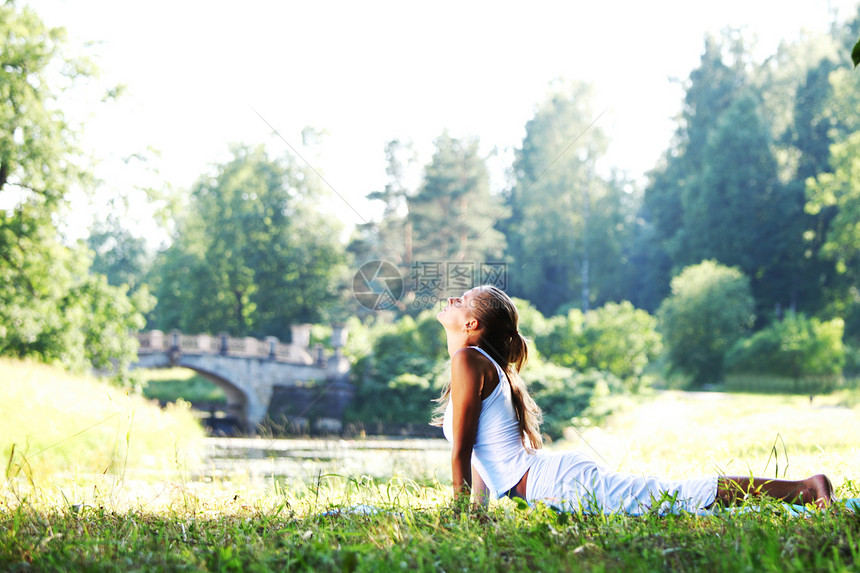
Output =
[
  {"x1": 537, "y1": 301, "x2": 661, "y2": 389},
  {"x1": 725, "y1": 314, "x2": 845, "y2": 394},
  {"x1": 346, "y1": 310, "x2": 447, "y2": 426},
  {"x1": 512, "y1": 297, "x2": 555, "y2": 340},
  {"x1": 524, "y1": 359, "x2": 623, "y2": 441},
  {"x1": 0, "y1": 238, "x2": 153, "y2": 384},
  {"x1": 844, "y1": 343, "x2": 860, "y2": 377},
  {"x1": 657, "y1": 260, "x2": 755, "y2": 387},
  {"x1": 723, "y1": 373, "x2": 841, "y2": 394}
]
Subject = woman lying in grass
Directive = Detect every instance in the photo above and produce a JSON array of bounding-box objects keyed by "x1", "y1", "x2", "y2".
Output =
[{"x1": 435, "y1": 285, "x2": 833, "y2": 514}]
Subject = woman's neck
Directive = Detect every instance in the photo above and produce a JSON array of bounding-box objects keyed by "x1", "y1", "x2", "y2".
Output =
[{"x1": 445, "y1": 330, "x2": 480, "y2": 357}]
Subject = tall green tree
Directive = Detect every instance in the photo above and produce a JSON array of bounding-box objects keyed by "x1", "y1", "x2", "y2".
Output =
[
  {"x1": 504, "y1": 80, "x2": 633, "y2": 315},
  {"x1": 750, "y1": 29, "x2": 849, "y2": 320},
  {"x1": 0, "y1": 2, "x2": 79, "y2": 358},
  {"x1": 679, "y1": 92, "x2": 801, "y2": 318},
  {"x1": 803, "y1": 44, "x2": 860, "y2": 338},
  {"x1": 87, "y1": 215, "x2": 151, "y2": 292},
  {"x1": 347, "y1": 138, "x2": 416, "y2": 303},
  {"x1": 408, "y1": 132, "x2": 504, "y2": 265},
  {"x1": 0, "y1": 3, "x2": 87, "y2": 214},
  {"x1": 0, "y1": 2, "x2": 148, "y2": 378},
  {"x1": 806, "y1": 131, "x2": 860, "y2": 323},
  {"x1": 149, "y1": 145, "x2": 347, "y2": 340},
  {"x1": 642, "y1": 34, "x2": 746, "y2": 304}
]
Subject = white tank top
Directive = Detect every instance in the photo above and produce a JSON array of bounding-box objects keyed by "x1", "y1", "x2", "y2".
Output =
[{"x1": 443, "y1": 346, "x2": 537, "y2": 498}]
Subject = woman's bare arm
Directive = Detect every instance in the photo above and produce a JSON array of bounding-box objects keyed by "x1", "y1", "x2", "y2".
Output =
[
  {"x1": 471, "y1": 464, "x2": 491, "y2": 507},
  {"x1": 449, "y1": 348, "x2": 484, "y2": 504}
]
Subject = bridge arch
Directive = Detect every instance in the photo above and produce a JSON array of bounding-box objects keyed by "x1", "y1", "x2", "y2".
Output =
[
  {"x1": 173, "y1": 363, "x2": 250, "y2": 433},
  {"x1": 133, "y1": 329, "x2": 351, "y2": 434}
]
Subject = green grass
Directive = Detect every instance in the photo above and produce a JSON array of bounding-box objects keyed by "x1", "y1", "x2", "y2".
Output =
[
  {"x1": 0, "y1": 359, "x2": 205, "y2": 504},
  {"x1": 138, "y1": 367, "x2": 227, "y2": 404},
  {"x1": 2, "y1": 479, "x2": 859, "y2": 572},
  {"x1": 3, "y1": 367, "x2": 860, "y2": 571},
  {"x1": 564, "y1": 389, "x2": 860, "y2": 486}
]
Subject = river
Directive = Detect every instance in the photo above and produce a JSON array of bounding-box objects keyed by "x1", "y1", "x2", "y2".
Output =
[{"x1": 196, "y1": 436, "x2": 452, "y2": 487}]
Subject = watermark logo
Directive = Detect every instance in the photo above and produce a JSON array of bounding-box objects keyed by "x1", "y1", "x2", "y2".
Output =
[
  {"x1": 409, "y1": 261, "x2": 507, "y2": 309},
  {"x1": 353, "y1": 260, "x2": 405, "y2": 310},
  {"x1": 353, "y1": 260, "x2": 508, "y2": 311}
]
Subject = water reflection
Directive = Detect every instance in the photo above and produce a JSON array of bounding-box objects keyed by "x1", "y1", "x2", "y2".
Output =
[{"x1": 198, "y1": 437, "x2": 451, "y2": 485}]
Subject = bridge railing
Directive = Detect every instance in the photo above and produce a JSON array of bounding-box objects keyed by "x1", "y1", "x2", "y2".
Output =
[{"x1": 137, "y1": 330, "x2": 319, "y2": 364}]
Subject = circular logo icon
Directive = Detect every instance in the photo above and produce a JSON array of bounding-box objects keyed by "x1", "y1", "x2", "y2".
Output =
[{"x1": 353, "y1": 260, "x2": 404, "y2": 310}]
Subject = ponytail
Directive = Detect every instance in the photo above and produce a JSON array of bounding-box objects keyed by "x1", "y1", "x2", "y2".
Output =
[
  {"x1": 505, "y1": 331, "x2": 542, "y2": 451},
  {"x1": 507, "y1": 330, "x2": 529, "y2": 375}
]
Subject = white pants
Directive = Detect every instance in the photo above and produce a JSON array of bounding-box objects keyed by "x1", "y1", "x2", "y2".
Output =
[{"x1": 525, "y1": 451, "x2": 718, "y2": 515}]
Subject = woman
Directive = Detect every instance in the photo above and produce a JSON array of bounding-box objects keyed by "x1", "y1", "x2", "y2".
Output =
[{"x1": 436, "y1": 285, "x2": 833, "y2": 514}]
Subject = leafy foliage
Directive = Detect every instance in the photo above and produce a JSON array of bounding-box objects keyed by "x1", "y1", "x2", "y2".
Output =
[
  {"x1": 347, "y1": 138, "x2": 416, "y2": 272},
  {"x1": 87, "y1": 216, "x2": 151, "y2": 292},
  {"x1": 346, "y1": 310, "x2": 448, "y2": 426},
  {"x1": 0, "y1": 3, "x2": 86, "y2": 213},
  {"x1": 346, "y1": 298, "x2": 659, "y2": 439},
  {"x1": 657, "y1": 261, "x2": 755, "y2": 387},
  {"x1": 537, "y1": 301, "x2": 662, "y2": 388},
  {"x1": 0, "y1": 4, "x2": 149, "y2": 380},
  {"x1": 726, "y1": 314, "x2": 845, "y2": 382},
  {"x1": 148, "y1": 145, "x2": 347, "y2": 339},
  {"x1": 644, "y1": 35, "x2": 745, "y2": 282},
  {"x1": 640, "y1": 30, "x2": 855, "y2": 322},
  {"x1": 806, "y1": 131, "x2": 860, "y2": 278},
  {"x1": 408, "y1": 132, "x2": 505, "y2": 267},
  {"x1": 684, "y1": 92, "x2": 801, "y2": 316},
  {"x1": 525, "y1": 360, "x2": 622, "y2": 441},
  {"x1": 504, "y1": 80, "x2": 635, "y2": 314}
]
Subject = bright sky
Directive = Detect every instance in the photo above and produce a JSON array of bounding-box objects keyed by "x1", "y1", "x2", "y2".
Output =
[{"x1": 25, "y1": 0, "x2": 859, "y2": 244}]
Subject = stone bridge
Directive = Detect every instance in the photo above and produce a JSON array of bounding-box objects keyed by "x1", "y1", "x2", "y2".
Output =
[{"x1": 133, "y1": 325, "x2": 352, "y2": 434}]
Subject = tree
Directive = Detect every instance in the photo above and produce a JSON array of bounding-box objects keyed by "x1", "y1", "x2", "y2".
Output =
[
  {"x1": 806, "y1": 131, "x2": 860, "y2": 315},
  {"x1": 657, "y1": 261, "x2": 755, "y2": 387},
  {"x1": 504, "y1": 80, "x2": 634, "y2": 315},
  {"x1": 149, "y1": 145, "x2": 347, "y2": 340},
  {"x1": 804, "y1": 58, "x2": 860, "y2": 337},
  {"x1": 0, "y1": 3, "x2": 88, "y2": 214},
  {"x1": 87, "y1": 215, "x2": 151, "y2": 291},
  {"x1": 0, "y1": 2, "x2": 148, "y2": 377},
  {"x1": 681, "y1": 92, "x2": 802, "y2": 318},
  {"x1": 1, "y1": 3, "x2": 79, "y2": 360},
  {"x1": 643, "y1": 34, "x2": 747, "y2": 305},
  {"x1": 67, "y1": 271, "x2": 155, "y2": 377},
  {"x1": 348, "y1": 139, "x2": 415, "y2": 264},
  {"x1": 0, "y1": 217, "x2": 152, "y2": 379},
  {"x1": 408, "y1": 132, "x2": 504, "y2": 265},
  {"x1": 401, "y1": 132, "x2": 506, "y2": 308}
]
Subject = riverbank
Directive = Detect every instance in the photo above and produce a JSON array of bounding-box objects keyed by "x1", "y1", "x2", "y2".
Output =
[{"x1": 0, "y1": 359, "x2": 205, "y2": 505}]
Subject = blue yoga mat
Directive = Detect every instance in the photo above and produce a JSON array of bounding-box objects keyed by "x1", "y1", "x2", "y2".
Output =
[{"x1": 321, "y1": 499, "x2": 860, "y2": 517}]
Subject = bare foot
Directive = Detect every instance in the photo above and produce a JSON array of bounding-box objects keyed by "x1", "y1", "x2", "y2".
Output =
[{"x1": 805, "y1": 474, "x2": 833, "y2": 508}]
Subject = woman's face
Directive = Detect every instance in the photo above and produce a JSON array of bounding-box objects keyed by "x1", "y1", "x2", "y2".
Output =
[{"x1": 437, "y1": 288, "x2": 477, "y2": 330}]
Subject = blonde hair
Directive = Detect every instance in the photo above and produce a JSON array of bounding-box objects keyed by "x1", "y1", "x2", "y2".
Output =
[{"x1": 433, "y1": 285, "x2": 543, "y2": 450}]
